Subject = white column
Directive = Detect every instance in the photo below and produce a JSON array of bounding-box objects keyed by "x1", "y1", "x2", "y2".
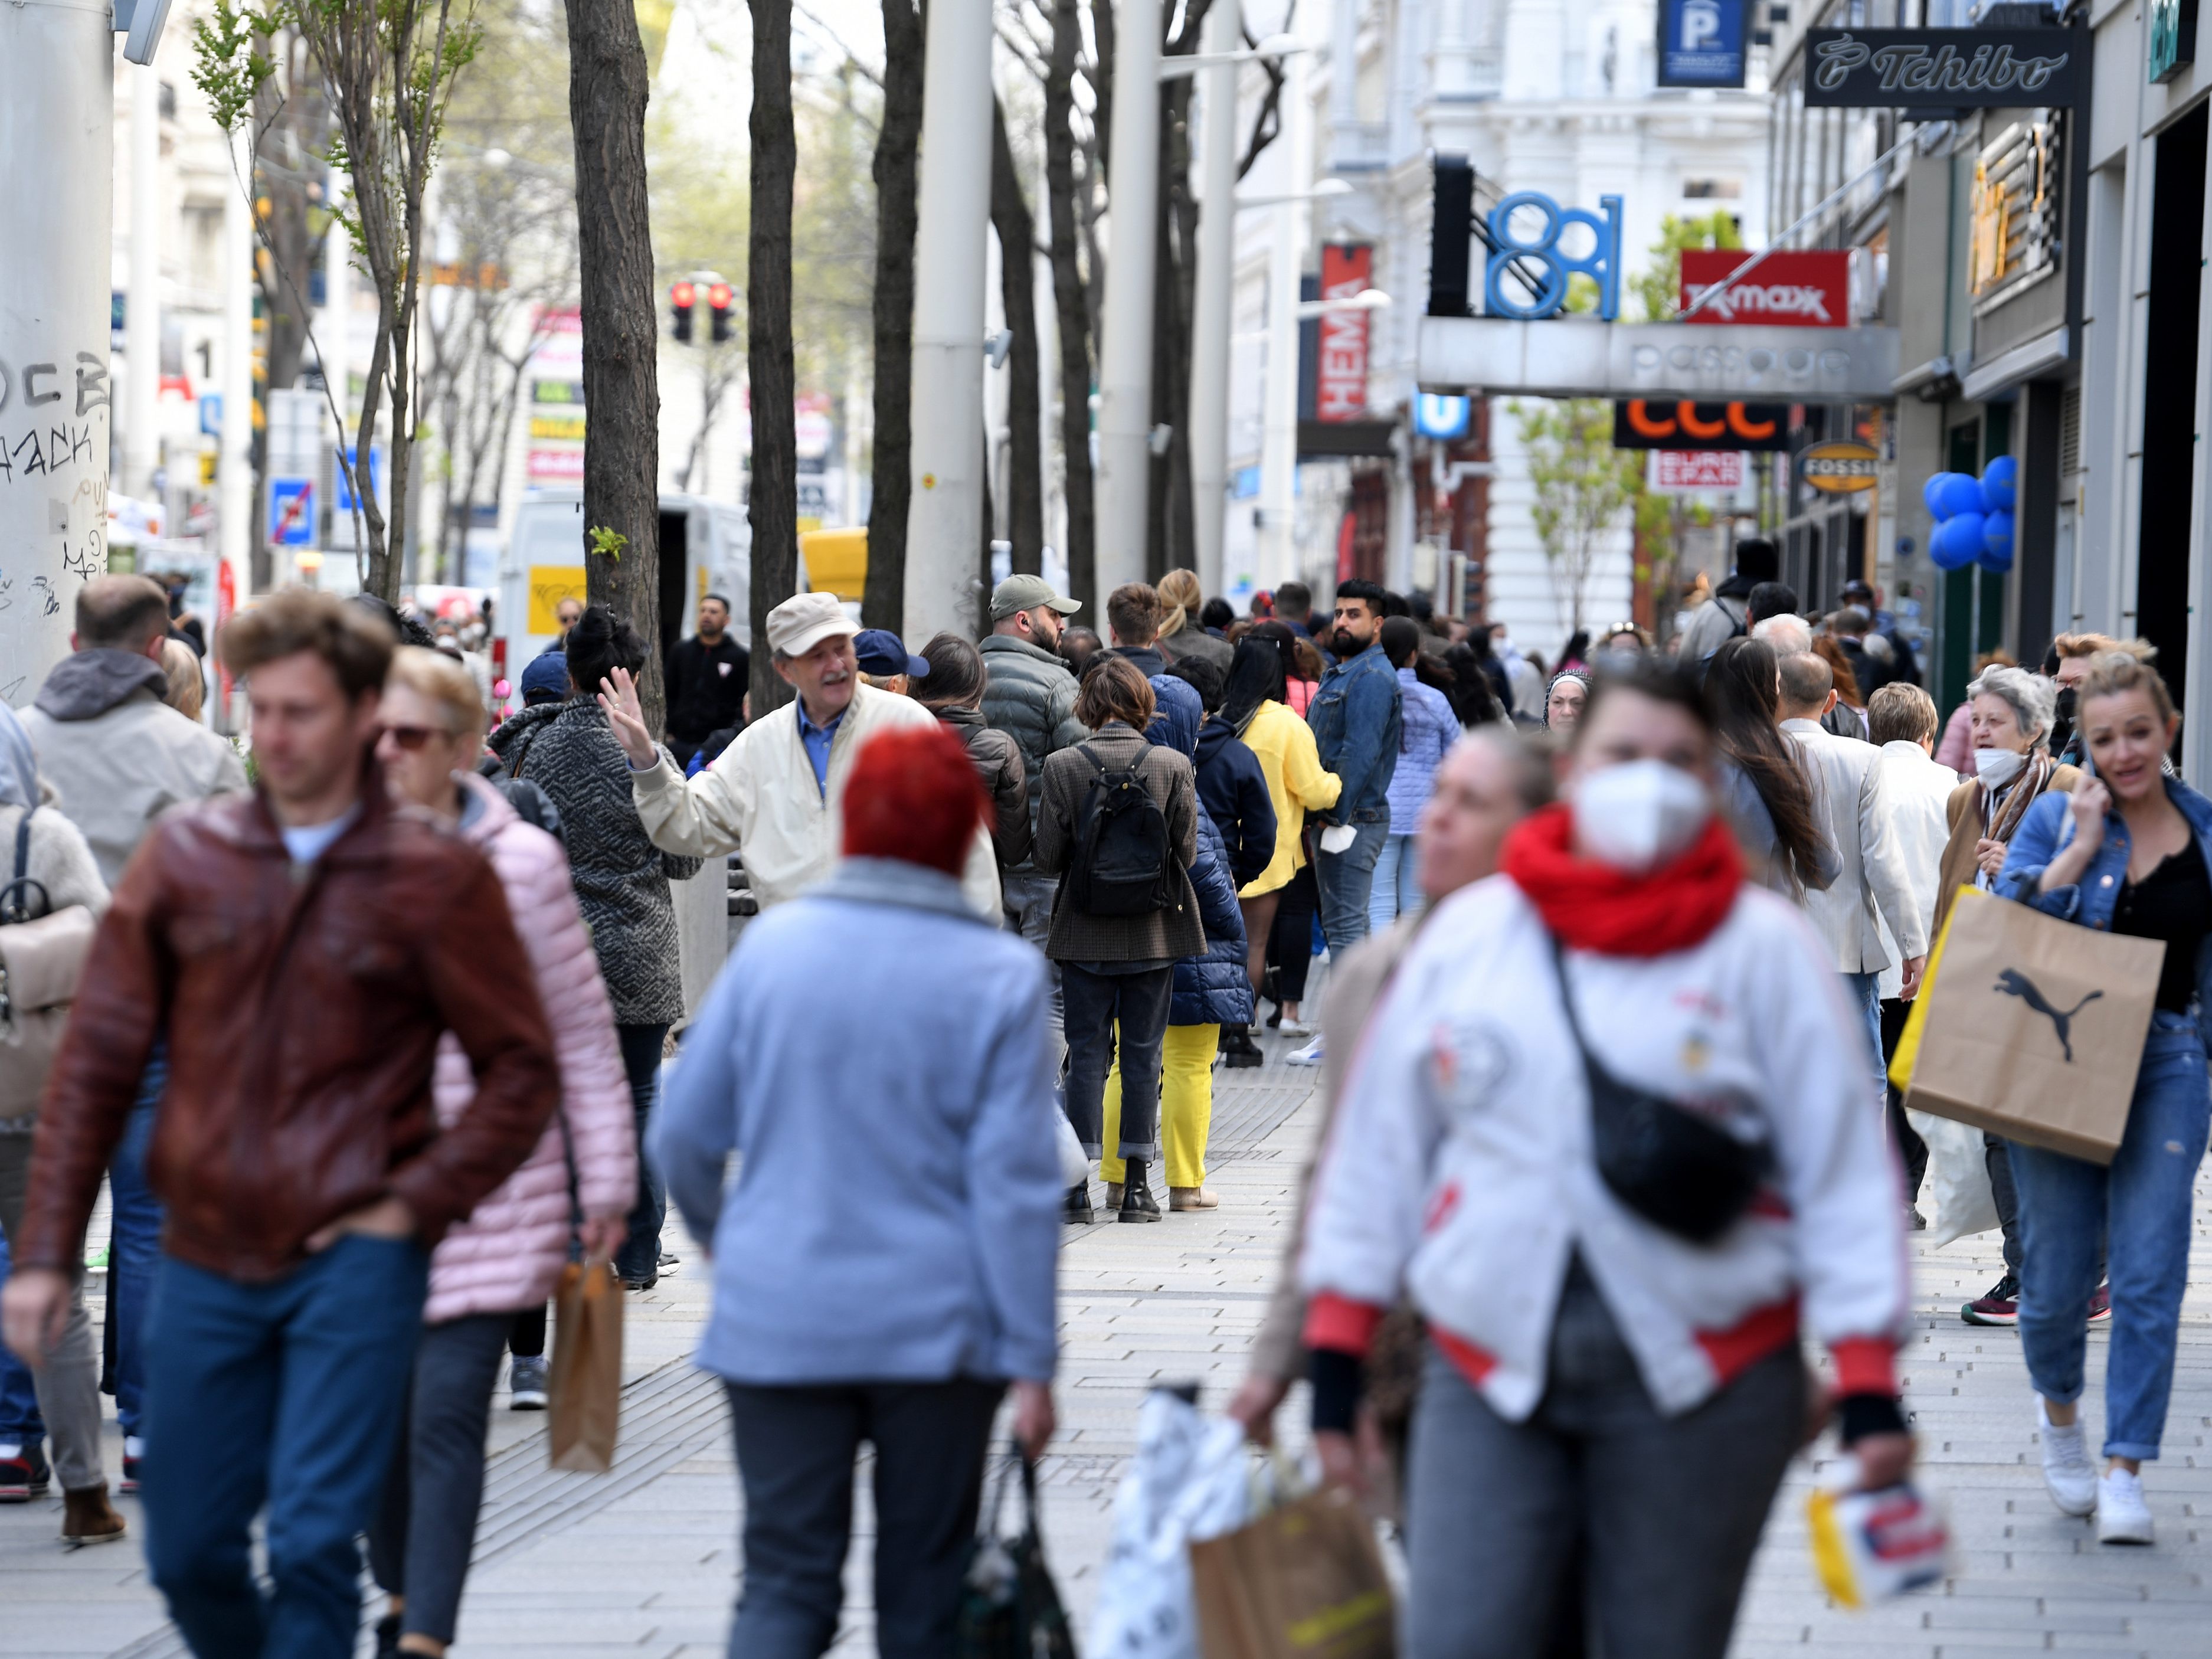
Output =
[
  {"x1": 1187, "y1": 1, "x2": 1241, "y2": 600},
  {"x1": 1256, "y1": 51, "x2": 1311, "y2": 591},
  {"x1": 1092, "y1": 0, "x2": 1163, "y2": 596},
  {"x1": 126, "y1": 61, "x2": 162, "y2": 503},
  {"x1": 221, "y1": 130, "x2": 255, "y2": 601},
  {"x1": 0, "y1": 2, "x2": 114, "y2": 704},
  {"x1": 902, "y1": 0, "x2": 996, "y2": 640}
]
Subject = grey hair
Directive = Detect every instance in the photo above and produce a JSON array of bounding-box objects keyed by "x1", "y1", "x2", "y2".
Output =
[
  {"x1": 1967, "y1": 663, "x2": 2056, "y2": 747},
  {"x1": 1454, "y1": 723, "x2": 1557, "y2": 814},
  {"x1": 1752, "y1": 613, "x2": 1812, "y2": 656}
]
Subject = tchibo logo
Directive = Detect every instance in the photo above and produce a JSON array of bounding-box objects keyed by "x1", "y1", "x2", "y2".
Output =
[{"x1": 1684, "y1": 282, "x2": 1836, "y2": 323}]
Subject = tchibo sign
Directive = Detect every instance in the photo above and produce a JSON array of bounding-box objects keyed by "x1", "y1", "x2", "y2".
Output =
[{"x1": 1680, "y1": 250, "x2": 1851, "y2": 328}]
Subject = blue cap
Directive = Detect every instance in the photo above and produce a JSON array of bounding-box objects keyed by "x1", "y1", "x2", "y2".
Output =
[
  {"x1": 853, "y1": 628, "x2": 930, "y2": 680},
  {"x1": 520, "y1": 647, "x2": 571, "y2": 704}
]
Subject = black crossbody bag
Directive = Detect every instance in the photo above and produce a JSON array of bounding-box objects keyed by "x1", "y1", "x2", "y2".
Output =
[{"x1": 1548, "y1": 937, "x2": 1769, "y2": 1245}]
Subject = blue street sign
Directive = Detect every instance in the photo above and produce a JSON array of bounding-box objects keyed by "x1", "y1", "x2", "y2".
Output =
[
  {"x1": 1658, "y1": 0, "x2": 1747, "y2": 89},
  {"x1": 1416, "y1": 394, "x2": 1472, "y2": 440},
  {"x1": 199, "y1": 394, "x2": 222, "y2": 437},
  {"x1": 335, "y1": 444, "x2": 384, "y2": 512},
  {"x1": 269, "y1": 477, "x2": 315, "y2": 547}
]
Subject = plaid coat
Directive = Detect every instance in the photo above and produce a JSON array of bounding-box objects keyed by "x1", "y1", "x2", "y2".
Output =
[{"x1": 1032, "y1": 722, "x2": 1205, "y2": 963}]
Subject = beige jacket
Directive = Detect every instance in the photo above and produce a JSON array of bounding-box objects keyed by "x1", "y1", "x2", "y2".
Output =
[
  {"x1": 631, "y1": 682, "x2": 999, "y2": 917},
  {"x1": 23, "y1": 691, "x2": 248, "y2": 886},
  {"x1": 1781, "y1": 718, "x2": 1929, "y2": 974}
]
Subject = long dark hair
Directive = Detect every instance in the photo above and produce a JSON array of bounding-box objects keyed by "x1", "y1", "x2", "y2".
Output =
[
  {"x1": 1219, "y1": 634, "x2": 1290, "y2": 731},
  {"x1": 1704, "y1": 637, "x2": 1826, "y2": 892},
  {"x1": 564, "y1": 605, "x2": 646, "y2": 698},
  {"x1": 1442, "y1": 642, "x2": 1505, "y2": 727}
]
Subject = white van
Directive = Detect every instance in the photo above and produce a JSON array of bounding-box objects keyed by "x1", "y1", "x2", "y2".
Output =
[{"x1": 496, "y1": 490, "x2": 753, "y2": 693}]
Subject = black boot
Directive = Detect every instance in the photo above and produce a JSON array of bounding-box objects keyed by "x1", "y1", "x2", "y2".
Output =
[
  {"x1": 1219, "y1": 1025, "x2": 1264, "y2": 1069},
  {"x1": 1063, "y1": 1181, "x2": 1094, "y2": 1225},
  {"x1": 1117, "y1": 1159, "x2": 1161, "y2": 1222}
]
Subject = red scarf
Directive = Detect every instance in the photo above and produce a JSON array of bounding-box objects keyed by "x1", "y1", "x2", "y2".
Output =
[{"x1": 1500, "y1": 803, "x2": 1742, "y2": 956}]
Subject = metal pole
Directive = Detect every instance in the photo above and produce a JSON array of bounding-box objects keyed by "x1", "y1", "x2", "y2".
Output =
[
  {"x1": 0, "y1": 1, "x2": 114, "y2": 705},
  {"x1": 1256, "y1": 50, "x2": 1310, "y2": 591},
  {"x1": 221, "y1": 130, "x2": 254, "y2": 601},
  {"x1": 1187, "y1": 0, "x2": 1239, "y2": 600},
  {"x1": 126, "y1": 63, "x2": 161, "y2": 503},
  {"x1": 902, "y1": 0, "x2": 996, "y2": 640},
  {"x1": 1092, "y1": 0, "x2": 1163, "y2": 597}
]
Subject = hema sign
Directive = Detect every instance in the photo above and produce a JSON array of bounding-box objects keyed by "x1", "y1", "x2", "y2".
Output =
[{"x1": 1803, "y1": 29, "x2": 2085, "y2": 107}]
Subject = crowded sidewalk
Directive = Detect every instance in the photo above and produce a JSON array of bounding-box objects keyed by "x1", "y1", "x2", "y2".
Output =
[{"x1": 5, "y1": 1009, "x2": 2208, "y2": 1659}]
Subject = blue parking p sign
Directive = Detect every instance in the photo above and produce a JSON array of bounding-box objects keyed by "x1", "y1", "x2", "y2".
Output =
[{"x1": 1658, "y1": 0, "x2": 1746, "y2": 87}]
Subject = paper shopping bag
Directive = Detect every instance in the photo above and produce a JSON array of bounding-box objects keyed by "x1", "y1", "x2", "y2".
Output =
[
  {"x1": 1903, "y1": 889, "x2": 2165, "y2": 1164},
  {"x1": 1190, "y1": 1487, "x2": 1395, "y2": 1659},
  {"x1": 1887, "y1": 886, "x2": 1981, "y2": 1094},
  {"x1": 548, "y1": 1260, "x2": 623, "y2": 1472}
]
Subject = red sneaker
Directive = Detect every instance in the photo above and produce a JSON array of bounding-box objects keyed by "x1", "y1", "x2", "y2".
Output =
[
  {"x1": 1962, "y1": 1273, "x2": 2020, "y2": 1327},
  {"x1": 0, "y1": 1442, "x2": 51, "y2": 1503},
  {"x1": 2087, "y1": 1282, "x2": 2112, "y2": 1324}
]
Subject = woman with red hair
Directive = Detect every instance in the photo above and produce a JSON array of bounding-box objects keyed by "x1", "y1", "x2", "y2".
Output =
[{"x1": 651, "y1": 724, "x2": 1062, "y2": 1659}]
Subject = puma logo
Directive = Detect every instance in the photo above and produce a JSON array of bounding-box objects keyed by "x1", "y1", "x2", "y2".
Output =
[{"x1": 1993, "y1": 969, "x2": 2103, "y2": 1062}]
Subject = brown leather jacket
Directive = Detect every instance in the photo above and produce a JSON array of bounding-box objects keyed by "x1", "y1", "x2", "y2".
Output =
[{"x1": 15, "y1": 771, "x2": 561, "y2": 1282}]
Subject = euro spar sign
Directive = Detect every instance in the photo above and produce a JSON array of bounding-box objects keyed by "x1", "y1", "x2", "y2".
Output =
[
  {"x1": 1680, "y1": 250, "x2": 1850, "y2": 327},
  {"x1": 1316, "y1": 244, "x2": 1372, "y2": 423}
]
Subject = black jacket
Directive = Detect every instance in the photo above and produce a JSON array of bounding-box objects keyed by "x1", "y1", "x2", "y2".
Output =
[
  {"x1": 1193, "y1": 721, "x2": 1279, "y2": 890},
  {"x1": 665, "y1": 634, "x2": 750, "y2": 745}
]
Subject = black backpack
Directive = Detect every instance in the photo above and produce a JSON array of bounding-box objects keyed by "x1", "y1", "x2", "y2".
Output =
[{"x1": 1067, "y1": 744, "x2": 1174, "y2": 917}]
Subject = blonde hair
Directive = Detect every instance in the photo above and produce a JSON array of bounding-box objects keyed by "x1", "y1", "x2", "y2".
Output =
[
  {"x1": 1866, "y1": 681, "x2": 1938, "y2": 746},
  {"x1": 2077, "y1": 652, "x2": 2177, "y2": 725},
  {"x1": 158, "y1": 637, "x2": 204, "y2": 721},
  {"x1": 2054, "y1": 632, "x2": 2156, "y2": 664},
  {"x1": 385, "y1": 645, "x2": 488, "y2": 742},
  {"x1": 1155, "y1": 568, "x2": 1202, "y2": 638}
]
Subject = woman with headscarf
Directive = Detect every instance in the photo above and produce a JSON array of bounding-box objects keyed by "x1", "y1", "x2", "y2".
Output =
[
  {"x1": 1543, "y1": 669, "x2": 1591, "y2": 737},
  {"x1": 0, "y1": 704, "x2": 122, "y2": 1545},
  {"x1": 1098, "y1": 678, "x2": 1251, "y2": 1212},
  {"x1": 1219, "y1": 635, "x2": 1341, "y2": 1040}
]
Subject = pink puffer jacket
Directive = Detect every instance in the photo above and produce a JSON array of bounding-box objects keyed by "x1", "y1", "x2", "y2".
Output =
[{"x1": 424, "y1": 773, "x2": 636, "y2": 1323}]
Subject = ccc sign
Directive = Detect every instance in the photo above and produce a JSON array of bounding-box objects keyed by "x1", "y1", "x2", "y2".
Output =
[{"x1": 1611, "y1": 400, "x2": 1792, "y2": 453}]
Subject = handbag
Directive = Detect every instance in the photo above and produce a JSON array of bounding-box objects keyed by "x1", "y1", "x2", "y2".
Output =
[
  {"x1": 0, "y1": 807, "x2": 97, "y2": 1129},
  {"x1": 954, "y1": 1454, "x2": 1076, "y2": 1659},
  {"x1": 1548, "y1": 936, "x2": 1769, "y2": 1245}
]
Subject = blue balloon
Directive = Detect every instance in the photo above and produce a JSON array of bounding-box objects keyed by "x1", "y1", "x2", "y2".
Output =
[
  {"x1": 1930, "y1": 512, "x2": 1985, "y2": 570},
  {"x1": 1981, "y1": 455, "x2": 2019, "y2": 513},
  {"x1": 1936, "y1": 473, "x2": 1986, "y2": 521},
  {"x1": 1979, "y1": 509, "x2": 2015, "y2": 572},
  {"x1": 1923, "y1": 473, "x2": 1958, "y2": 516}
]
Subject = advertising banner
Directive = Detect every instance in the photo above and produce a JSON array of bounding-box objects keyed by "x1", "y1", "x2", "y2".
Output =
[
  {"x1": 1651, "y1": 450, "x2": 1745, "y2": 493},
  {"x1": 1612, "y1": 400, "x2": 1791, "y2": 451},
  {"x1": 1317, "y1": 244, "x2": 1373, "y2": 422},
  {"x1": 1680, "y1": 250, "x2": 1850, "y2": 326},
  {"x1": 1802, "y1": 28, "x2": 2085, "y2": 108}
]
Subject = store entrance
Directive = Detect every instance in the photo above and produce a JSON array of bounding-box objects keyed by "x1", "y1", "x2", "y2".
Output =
[{"x1": 2136, "y1": 102, "x2": 2208, "y2": 729}]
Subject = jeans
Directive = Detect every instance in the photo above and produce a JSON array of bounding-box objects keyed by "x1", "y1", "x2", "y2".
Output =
[
  {"x1": 1840, "y1": 970, "x2": 1884, "y2": 1096},
  {"x1": 1061, "y1": 964, "x2": 1173, "y2": 1161},
  {"x1": 0, "y1": 1132, "x2": 103, "y2": 1491},
  {"x1": 1314, "y1": 815, "x2": 1390, "y2": 953},
  {"x1": 1368, "y1": 831, "x2": 1422, "y2": 937},
  {"x1": 0, "y1": 1223, "x2": 41, "y2": 1446},
  {"x1": 615, "y1": 1022, "x2": 672, "y2": 1284},
  {"x1": 1265, "y1": 864, "x2": 1320, "y2": 1004},
  {"x1": 109, "y1": 1071, "x2": 166, "y2": 1440},
  {"x1": 2011, "y1": 1012, "x2": 2212, "y2": 1460},
  {"x1": 721, "y1": 1377, "x2": 1004, "y2": 1659},
  {"x1": 142, "y1": 1236, "x2": 428, "y2": 1659},
  {"x1": 367, "y1": 1312, "x2": 513, "y2": 1644},
  {"x1": 1102, "y1": 1023, "x2": 1218, "y2": 1189},
  {"x1": 1404, "y1": 1259, "x2": 1802, "y2": 1659}
]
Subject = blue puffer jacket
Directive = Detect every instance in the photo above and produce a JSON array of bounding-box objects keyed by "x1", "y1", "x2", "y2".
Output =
[{"x1": 1147, "y1": 676, "x2": 1252, "y2": 1029}]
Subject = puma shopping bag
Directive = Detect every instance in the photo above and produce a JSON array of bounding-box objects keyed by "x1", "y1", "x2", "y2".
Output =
[
  {"x1": 1189, "y1": 1486, "x2": 1395, "y2": 1659},
  {"x1": 1902, "y1": 886, "x2": 2165, "y2": 1164}
]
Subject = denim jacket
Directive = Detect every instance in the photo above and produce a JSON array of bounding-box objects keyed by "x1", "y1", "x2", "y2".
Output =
[
  {"x1": 1305, "y1": 642, "x2": 1402, "y2": 826},
  {"x1": 1995, "y1": 774, "x2": 2212, "y2": 1056}
]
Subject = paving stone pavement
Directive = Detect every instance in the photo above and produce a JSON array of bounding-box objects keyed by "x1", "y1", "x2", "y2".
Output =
[{"x1": 5, "y1": 1004, "x2": 2210, "y2": 1657}]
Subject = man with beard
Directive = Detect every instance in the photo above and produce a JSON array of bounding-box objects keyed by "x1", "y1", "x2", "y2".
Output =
[{"x1": 1305, "y1": 579, "x2": 1402, "y2": 953}]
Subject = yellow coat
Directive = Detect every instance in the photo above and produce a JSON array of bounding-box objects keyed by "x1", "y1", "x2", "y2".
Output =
[{"x1": 1236, "y1": 699, "x2": 1342, "y2": 898}]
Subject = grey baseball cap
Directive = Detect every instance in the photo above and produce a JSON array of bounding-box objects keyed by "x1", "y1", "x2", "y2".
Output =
[{"x1": 989, "y1": 574, "x2": 1081, "y2": 623}]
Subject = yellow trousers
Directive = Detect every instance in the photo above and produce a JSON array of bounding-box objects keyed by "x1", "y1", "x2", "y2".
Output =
[{"x1": 1102, "y1": 1022, "x2": 1219, "y2": 1189}]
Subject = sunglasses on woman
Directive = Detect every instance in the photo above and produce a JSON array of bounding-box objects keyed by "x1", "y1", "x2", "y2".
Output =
[{"x1": 380, "y1": 724, "x2": 454, "y2": 751}]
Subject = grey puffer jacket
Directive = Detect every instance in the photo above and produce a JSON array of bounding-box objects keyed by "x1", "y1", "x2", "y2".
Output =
[
  {"x1": 487, "y1": 698, "x2": 703, "y2": 1025},
  {"x1": 978, "y1": 634, "x2": 1087, "y2": 872}
]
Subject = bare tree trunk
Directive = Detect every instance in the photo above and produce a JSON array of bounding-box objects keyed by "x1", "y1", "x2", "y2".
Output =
[
  {"x1": 747, "y1": 0, "x2": 800, "y2": 715},
  {"x1": 862, "y1": 0, "x2": 922, "y2": 631},
  {"x1": 564, "y1": 0, "x2": 665, "y2": 729},
  {"x1": 1045, "y1": 0, "x2": 1095, "y2": 611},
  {"x1": 990, "y1": 100, "x2": 1045, "y2": 577}
]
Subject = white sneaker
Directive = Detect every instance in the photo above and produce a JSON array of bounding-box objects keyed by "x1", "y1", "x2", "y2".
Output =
[
  {"x1": 2096, "y1": 1468, "x2": 2154, "y2": 1545},
  {"x1": 1287, "y1": 1035, "x2": 1326, "y2": 1066},
  {"x1": 2038, "y1": 1400, "x2": 2097, "y2": 1517},
  {"x1": 1278, "y1": 1018, "x2": 1315, "y2": 1039}
]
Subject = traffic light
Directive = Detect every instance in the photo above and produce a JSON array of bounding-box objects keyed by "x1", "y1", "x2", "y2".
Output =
[
  {"x1": 708, "y1": 282, "x2": 734, "y2": 344},
  {"x1": 670, "y1": 280, "x2": 696, "y2": 343}
]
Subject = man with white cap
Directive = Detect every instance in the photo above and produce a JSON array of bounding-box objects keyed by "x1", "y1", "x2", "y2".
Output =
[{"x1": 599, "y1": 591, "x2": 999, "y2": 917}]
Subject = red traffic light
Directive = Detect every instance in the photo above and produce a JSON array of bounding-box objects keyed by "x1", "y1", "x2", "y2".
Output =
[
  {"x1": 670, "y1": 280, "x2": 696, "y2": 309},
  {"x1": 707, "y1": 282, "x2": 733, "y2": 309}
]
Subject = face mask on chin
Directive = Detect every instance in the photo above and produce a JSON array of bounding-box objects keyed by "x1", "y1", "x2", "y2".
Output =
[
  {"x1": 1974, "y1": 747, "x2": 2027, "y2": 790},
  {"x1": 1571, "y1": 759, "x2": 1712, "y2": 874}
]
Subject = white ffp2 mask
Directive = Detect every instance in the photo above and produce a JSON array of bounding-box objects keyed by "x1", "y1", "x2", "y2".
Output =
[
  {"x1": 1974, "y1": 748, "x2": 2027, "y2": 790},
  {"x1": 1572, "y1": 760, "x2": 1712, "y2": 874}
]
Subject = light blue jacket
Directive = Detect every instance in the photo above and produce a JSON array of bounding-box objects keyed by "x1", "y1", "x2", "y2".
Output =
[
  {"x1": 1996, "y1": 774, "x2": 2212, "y2": 1056},
  {"x1": 1385, "y1": 667, "x2": 1458, "y2": 832},
  {"x1": 651, "y1": 857, "x2": 1063, "y2": 1383}
]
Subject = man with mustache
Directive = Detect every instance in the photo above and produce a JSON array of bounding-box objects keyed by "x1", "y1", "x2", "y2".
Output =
[{"x1": 1305, "y1": 579, "x2": 1403, "y2": 953}]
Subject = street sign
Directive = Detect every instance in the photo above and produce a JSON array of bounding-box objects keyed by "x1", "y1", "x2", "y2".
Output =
[
  {"x1": 1803, "y1": 29, "x2": 2085, "y2": 108},
  {"x1": 1680, "y1": 250, "x2": 1850, "y2": 326},
  {"x1": 1418, "y1": 318, "x2": 1901, "y2": 400},
  {"x1": 1614, "y1": 400, "x2": 1791, "y2": 451},
  {"x1": 1415, "y1": 394, "x2": 1472, "y2": 439},
  {"x1": 1658, "y1": 0, "x2": 1746, "y2": 89},
  {"x1": 268, "y1": 477, "x2": 315, "y2": 547},
  {"x1": 1801, "y1": 440, "x2": 1880, "y2": 493},
  {"x1": 1652, "y1": 450, "x2": 1745, "y2": 493}
]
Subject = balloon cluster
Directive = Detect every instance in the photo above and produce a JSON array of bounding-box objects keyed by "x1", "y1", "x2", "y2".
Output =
[{"x1": 1922, "y1": 456, "x2": 2017, "y2": 572}]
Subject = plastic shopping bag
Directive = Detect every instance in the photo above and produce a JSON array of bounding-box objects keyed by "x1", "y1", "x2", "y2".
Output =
[
  {"x1": 1055, "y1": 1108, "x2": 1091, "y2": 1190},
  {"x1": 1088, "y1": 1391, "x2": 1265, "y2": 1659},
  {"x1": 1905, "y1": 1107, "x2": 1998, "y2": 1246},
  {"x1": 1807, "y1": 1458, "x2": 1949, "y2": 1608}
]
